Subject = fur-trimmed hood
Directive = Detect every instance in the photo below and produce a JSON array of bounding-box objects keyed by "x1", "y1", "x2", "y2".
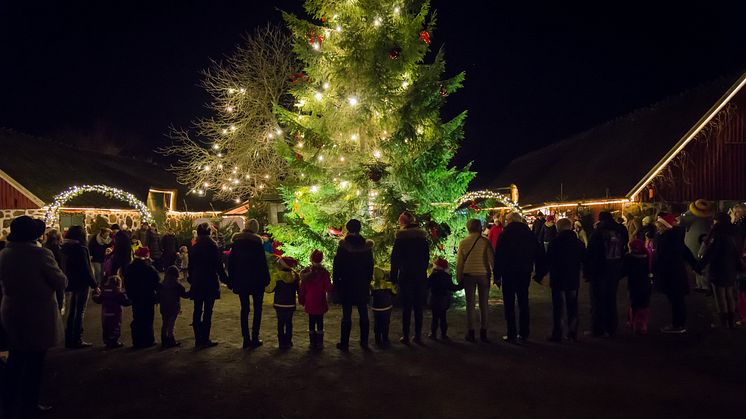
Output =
[
  {"x1": 395, "y1": 225, "x2": 428, "y2": 240},
  {"x1": 339, "y1": 234, "x2": 374, "y2": 253}
]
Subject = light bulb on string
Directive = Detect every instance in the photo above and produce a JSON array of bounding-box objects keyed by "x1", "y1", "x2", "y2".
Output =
[
  {"x1": 339, "y1": 156, "x2": 345, "y2": 162},
  {"x1": 203, "y1": 182, "x2": 210, "y2": 187},
  {"x1": 394, "y1": 6, "x2": 400, "y2": 14},
  {"x1": 317, "y1": 155, "x2": 324, "y2": 161},
  {"x1": 348, "y1": 97, "x2": 358, "y2": 107},
  {"x1": 402, "y1": 81, "x2": 409, "y2": 88},
  {"x1": 239, "y1": 87, "x2": 246, "y2": 93},
  {"x1": 259, "y1": 184, "x2": 265, "y2": 190},
  {"x1": 312, "y1": 42, "x2": 320, "y2": 50},
  {"x1": 323, "y1": 82, "x2": 330, "y2": 90},
  {"x1": 234, "y1": 197, "x2": 241, "y2": 203},
  {"x1": 310, "y1": 185, "x2": 319, "y2": 193},
  {"x1": 296, "y1": 100, "x2": 306, "y2": 107},
  {"x1": 373, "y1": 17, "x2": 382, "y2": 27},
  {"x1": 203, "y1": 165, "x2": 211, "y2": 171},
  {"x1": 222, "y1": 129, "x2": 228, "y2": 135},
  {"x1": 217, "y1": 164, "x2": 223, "y2": 170},
  {"x1": 268, "y1": 133, "x2": 274, "y2": 139},
  {"x1": 276, "y1": 129, "x2": 283, "y2": 136},
  {"x1": 373, "y1": 150, "x2": 382, "y2": 159},
  {"x1": 350, "y1": 134, "x2": 359, "y2": 141},
  {"x1": 227, "y1": 88, "x2": 236, "y2": 94},
  {"x1": 245, "y1": 174, "x2": 251, "y2": 179},
  {"x1": 314, "y1": 92, "x2": 323, "y2": 101},
  {"x1": 217, "y1": 153, "x2": 223, "y2": 158},
  {"x1": 226, "y1": 106, "x2": 234, "y2": 113},
  {"x1": 264, "y1": 174, "x2": 270, "y2": 179},
  {"x1": 230, "y1": 125, "x2": 237, "y2": 131},
  {"x1": 416, "y1": 126, "x2": 424, "y2": 134},
  {"x1": 297, "y1": 142, "x2": 304, "y2": 148},
  {"x1": 335, "y1": 25, "x2": 342, "y2": 33}
]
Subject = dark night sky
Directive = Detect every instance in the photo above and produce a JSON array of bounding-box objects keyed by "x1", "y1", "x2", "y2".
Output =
[{"x1": 1, "y1": 0, "x2": 745, "y2": 184}]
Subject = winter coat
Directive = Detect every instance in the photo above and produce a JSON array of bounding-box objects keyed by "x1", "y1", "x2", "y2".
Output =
[
  {"x1": 371, "y1": 289, "x2": 395, "y2": 311},
  {"x1": 540, "y1": 222, "x2": 558, "y2": 243},
  {"x1": 112, "y1": 230, "x2": 133, "y2": 274},
  {"x1": 456, "y1": 233, "x2": 493, "y2": 282},
  {"x1": 428, "y1": 269, "x2": 461, "y2": 311},
  {"x1": 147, "y1": 231, "x2": 162, "y2": 260},
  {"x1": 494, "y1": 221, "x2": 546, "y2": 280},
  {"x1": 124, "y1": 260, "x2": 160, "y2": 305},
  {"x1": 60, "y1": 239, "x2": 97, "y2": 291},
  {"x1": 487, "y1": 224, "x2": 503, "y2": 249},
  {"x1": 159, "y1": 277, "x2": 187, "y2": 316},
  {"x1": 135, "y1": 228, "x2": 149, "y2": 247},
  {"x1": 88, "y1": 234, "x2": 111, "y2": 264},
  {"x1": 584, "y1": 221, "x2": 629, "y2": 281},
  {"x1": 299, "y1": 266, "x2": 331, "y2": 315},
  {"x1": 273, "y1": 271, "x2": 299, "y2": 310},
  {"x1": 0, "y1": 241, "x2": 67, "y2": 351},
  {"x1": 44, "y1": 241, "x2": 62, "y2": 267},
  {"x1": 546, "y1": 230, "x2": 586, "y2": 291},
  {"x1": 653, "y1": 226, "x2": 697, "y2": 295},
  {"x1": 622, "y1": 252, "x2": 651, "y2": 309},
  {"x1": 188, "y1": 236, "x2": 228, "y2": 300},
  {"x1": 700, "y1": 225, "x2": 742, "y2": 287},
  {"x1": 92, "y1": 284, "x2": 130, "y2": 319},
  {"x1": 532, "y1": 218, "x2": 546, "y2": 241},
  {"x1": 160, "y1": 233, "x2": 178, "y2": 268},
  {"x1": 228, "y1": 232, "x2": 270, "y2": 295},
  {"x1": 390, "y1": 225, "x2": 430, "y2": 284},
  {"x1": 333, "y1": 234, "x2": 374, "y2": 305}
]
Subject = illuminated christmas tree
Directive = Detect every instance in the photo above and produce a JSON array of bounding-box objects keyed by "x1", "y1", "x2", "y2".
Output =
[{"x1": 270, "y1": 0, "x2": 474, "y2": 263}]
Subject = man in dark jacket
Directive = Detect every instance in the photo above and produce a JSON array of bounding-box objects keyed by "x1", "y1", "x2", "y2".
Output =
[
  {"x1": 539, "y1": 218, "x2": 585, "y2": 342},
  {"x1": 160, "y1": 230, "x2": 178, "y2": 269},
  {"x1": 111, "y1": 224, "x2": 132, "y2": 276},
  {"x1": 654, "y1": 214, "x2": 698, "y2": 333},
  {"x1": 584, "y1": 211, "x2": 629, "y2": 337},
  {"x1": 124, "y1": 247, "x2": 160, "y2": 348},
  {"x1": 87, "y1": 227, "x2": 111, "y2": 285},
  {"x1": 494, "y1": 213, "x2": 546, "y2": 342},
  {"x1": 228, "y1": 219, "x2": 270, "y2": 349},
  {"x1": 390, "y1": 212, "x2": 430, "y2": 345},
  {"x1": 333, "y1": 219, "x2": 375, "y2": 351},
  {"x1": 60, "y1": 226, "x2": 98, "y2": 348},
  {"x1": 532, "y1": 212, "x2": 546, "y2": 242},
  {"x1": 189, "y1": 223, "x2": 229, "y2": 348}
]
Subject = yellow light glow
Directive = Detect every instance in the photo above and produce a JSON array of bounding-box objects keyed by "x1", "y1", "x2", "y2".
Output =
[
  {"x1": 373, "y1": 150, "x2": 382, "y2": 159},
  {"x1": 226, "y1": 106, "x2": 234, "y2": 113},
  {"x1": 230, "y1": 125, "x2": 236, "y2": 131},
  {"x1": 318, "y1": 155, "x2": 324, "y2": 161},
  {"x1": 310, "y1": 185, "x2": 319, "y2": 193},
  {"x1": 348, "y1": 97, "x2": 358, "y2": 106},
  {"x1": 312, "y1": 42, "x2": 320, "y2": 50},
  {"x1": 351, "y1": 134, "x2": 359, "y2": 141},
  {"x1": 323, "y1": 82, "x2": 330, "y2": 90},
  {"x1": 297, "y1": 142, "x2": 304, "y2": 148},
  {"x1": 394, "y1": 6, "x2": 400, "y2": 14},
  {"x1": 314, "y1": 92, "x2": 323, "y2": 101}
]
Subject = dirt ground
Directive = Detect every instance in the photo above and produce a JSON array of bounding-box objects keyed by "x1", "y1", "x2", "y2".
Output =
[{"x1": 12, "y1": 281, "x2": 746, "y2": 419}]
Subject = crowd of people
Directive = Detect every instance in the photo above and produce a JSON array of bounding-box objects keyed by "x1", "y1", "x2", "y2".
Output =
[{"x1": 1, "y1": 201, "x2": 745, "y2": 417}]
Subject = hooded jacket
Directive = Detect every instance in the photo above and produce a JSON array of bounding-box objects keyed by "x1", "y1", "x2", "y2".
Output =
[
  {"x1": 333, "y1": 234, "x2": 375, "y2": 305},
  {"x1": 584, "y1": 220, "x2": 629, "y2": 280},
  {"x1": 653, "y1": 226, "x2": 697, "y2": 295},
  {"x1": 299, "y1": 266, "x2": 330, "y2": 315},
  {"x1": 700, "y1": 224, "x2": 741, "y2": 287},
  {"x1": 228, "y1": 231, "x2": 270, "y2": 295},
  {"x1": 622, "y1": 251, "x2": 652, "y2": 308},
  {"x1": 390, "y1": 225, "x2": 430, "y2": 284},
  {"x1": 273, "y1": 269, "x2": 299, "y2": 310},
  {"x1": 60, "y1": 239, "x2": 97, "y2": 291}
]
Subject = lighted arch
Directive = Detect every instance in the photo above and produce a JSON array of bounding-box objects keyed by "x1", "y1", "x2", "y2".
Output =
[
  {"x1": 458, "y1": 190, "x2": 524, "y2": 215},
  {"x1": 45, "y1": 185, "x2": 155, "y2": 226}
]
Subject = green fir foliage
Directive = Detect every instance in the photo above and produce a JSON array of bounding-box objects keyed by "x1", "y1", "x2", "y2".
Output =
[{"x1": 269, "y1": 0, "x2": 474, "y2": 265}]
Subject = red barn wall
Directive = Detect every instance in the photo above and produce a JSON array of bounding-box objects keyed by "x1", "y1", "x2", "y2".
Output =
[
  {"x1": 0, "y1": 177, "x2": 40, "y2": 209},
  {"x1": 647, "y1": 90, "x2": 746, "y2": 203}
]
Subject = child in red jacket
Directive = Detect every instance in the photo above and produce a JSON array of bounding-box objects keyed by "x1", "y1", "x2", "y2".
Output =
[{"x1": 299, "y1": 250, "x2": 331, "y2": 350}]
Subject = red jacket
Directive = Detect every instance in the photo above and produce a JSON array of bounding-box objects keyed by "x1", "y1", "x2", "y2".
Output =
[
  {"x1": 488, "y1": 225, "x2": 503, "y2": 249},
  {"x1": 299, "y1": 266, "x2": 331, "y2": 315}
]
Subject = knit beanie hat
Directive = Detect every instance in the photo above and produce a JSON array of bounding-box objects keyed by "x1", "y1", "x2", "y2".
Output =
[
  {"x1": 433, "y1": 257, "x2": 449, "y2": 271},
  {"x1": 310, "y1": 249, "x2": 324, "y2": 264},
  {"x1": 657, "y1": 214, "x2": 676, "y2": 229},
  {"x1": 246, "y1": 219, "x2": 260, "y2": 234},
  {"x1": 134, "y1": 247, "x2": 151, "y2": 260}
]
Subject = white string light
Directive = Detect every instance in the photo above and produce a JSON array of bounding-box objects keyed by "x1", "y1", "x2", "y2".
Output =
[
  {"x1": 45, "y1": 185, "x2": 155, "y2": 226},
  {"x1": 347, "y1": 97, "x2": 358, "y2": 106}
]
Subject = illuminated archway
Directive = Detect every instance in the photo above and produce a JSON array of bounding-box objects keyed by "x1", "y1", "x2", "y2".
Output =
[
  {"x1": 45, "y1": 185, "x2": 155, "y2": 226},
  {"x1": 458, "y1": 190, "x2": 524, "y2": 215}
]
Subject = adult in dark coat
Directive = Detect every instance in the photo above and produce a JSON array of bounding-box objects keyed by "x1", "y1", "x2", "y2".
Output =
[
  {"x1": 584, "y1": 211, "x2": 629, "y2": 337},
  {"x1": 531, "y1": 212, "x2": 546, "y2": 242},
  {"x1": 189, "y1": 223, "x2": 229, "y2": 347},
  {"x1": 540, "y1": 218, "x2": 585, "y2": 342},
  {"x1": 110, "y1": 224, "x2": 133, "y2": 276},
  {"x1": 124, "y1": 248, "x2": 160, "y2": 348},
  {"x1": 390, "y1": 212, "x2": 430, "y2": 344},
  {"x1": 494, "y1": 212, "x2": 546, "y2": 342},
  {"x1": 60, "y1": 226, "x2": 98, "y2": 348},
  {"x1": 699, "y1": 213, "x2": 741, "y2": 328},
  {"x1": 228, "y1": 219, "x2": 270, "y2": 349},
  {"x1": 653, "y1": 214, "x2": 698, "y2": 333},
  {"x1": 43, "y1": 229, "x2": 65, "y2": 310},
  {"x1": 333, "y1": 219, "x2": 375, "y2": 350},
  {"x1": 0, "y1": 216, "x2": 67, "y2": 417},
  {"x1": 160, "y1": 231, "x2": 178, "y2": 269}
]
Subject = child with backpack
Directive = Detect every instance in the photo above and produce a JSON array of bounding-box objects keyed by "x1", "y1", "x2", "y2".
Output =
[
  {"x1": 371, "y1": 267, "x2": 395, "y2": 347},
  {"x1": 159, "y1": 266, "x2": 188, "y2": 348},
  {"x1": 428, "y1": 258, "x2": 462, "y2": 341},
  {"x1": 622, "y1": 240, "x2": 652, "y2": 335},
  {"x1": 272, "y1": 256, "x2": 300, "y2": 349},
  {"x1": 299, "y1": 250, "x2": 331, "y2": 350},
  {"x1": 92, "y1": 274, "x2": 131, "y2": 348}
]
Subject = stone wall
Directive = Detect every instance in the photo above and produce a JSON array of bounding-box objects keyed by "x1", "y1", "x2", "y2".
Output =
[{"x1": 0, "y1": 209, "x2": 47, "y2": 238}]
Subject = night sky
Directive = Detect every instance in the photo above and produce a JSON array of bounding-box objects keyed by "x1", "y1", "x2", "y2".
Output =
[{"x1": 1, "y1": 0, "x2": 745, "y2": 185}]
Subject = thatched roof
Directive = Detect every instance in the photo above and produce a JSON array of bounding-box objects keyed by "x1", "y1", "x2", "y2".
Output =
[{"x1": 490, "y1": 72, "x2": 745, "y2": 206}]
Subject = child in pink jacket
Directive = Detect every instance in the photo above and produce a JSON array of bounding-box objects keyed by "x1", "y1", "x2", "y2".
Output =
[
  {"x1": 92, "y1": 275, "x2": 131, "y2": 348},
  {"x1": 299, "y1": 250, "x2": 331, "y2": 350}
]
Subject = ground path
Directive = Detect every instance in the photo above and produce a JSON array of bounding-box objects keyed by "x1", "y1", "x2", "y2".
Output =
[{"x1": 30, "y1": 282, "x2": 746, "y2": 418}]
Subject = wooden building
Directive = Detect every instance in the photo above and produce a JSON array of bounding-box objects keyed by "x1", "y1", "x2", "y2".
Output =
[{"x1": 491, "y1": 71, "x2": 746, "y2": 217}]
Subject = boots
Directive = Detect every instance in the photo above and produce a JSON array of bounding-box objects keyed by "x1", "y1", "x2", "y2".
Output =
[
  {"x1": 480, "y1": 329, "x2": 490, "y2": 343},
  {"x1": 279, "y1": 334, "x2": 290, "y2": 350},
  {"x1": 360, "y1": 320, "x2": 370, "y2": 349},
  {"x1": 315, "y1": 331, "x2": 324, "y2": 350},
  {"x1": 308, "y1": 332, "x2": 316, "y2": 350},
  {"x1": 727, "y1": 313, "x2": 736, "y2": 329},
  {"x1": 242, "y1": 335, "x2": 251, "y2": 349},
  {"x1": 465, "y1": 329, "x2": 476, "y2": 342},
  {"x1": 337, "y1": 321, "x2": 351, "y2": 352}
]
